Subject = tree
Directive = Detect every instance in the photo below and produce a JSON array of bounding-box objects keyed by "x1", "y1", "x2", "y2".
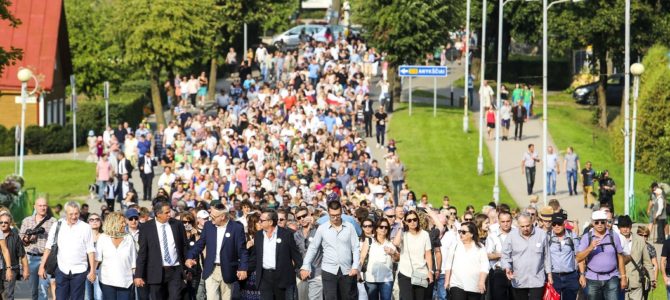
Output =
[
  {"x1": 115, "y1": 0, "x2": 219, "y2": 126},
  {"x1": 0, "y1": 0, "x2": 22, "y2": 75},
  {"x1": 353, "y1": 0, "x2": 462, "y2": 100}
]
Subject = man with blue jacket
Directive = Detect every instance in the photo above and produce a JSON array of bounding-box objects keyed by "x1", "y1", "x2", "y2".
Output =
[{"x1": 185, "y1": 204, "x2": 248, "y2": 299}]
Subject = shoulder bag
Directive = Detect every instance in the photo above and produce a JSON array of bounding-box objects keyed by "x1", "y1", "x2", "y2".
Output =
[
  {"x1": 405, "y1": 232, "x2": 429, "y2": 288},
  {"x1": 44, "y1": 220, "x2": 62, "y2": 275}
]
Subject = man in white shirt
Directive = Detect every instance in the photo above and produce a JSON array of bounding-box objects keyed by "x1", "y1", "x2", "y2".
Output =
[
  {"x1": 38, "y1": 201, "x2": 96, "y2": 300},
  {"x1": 157, "y1": 166, "x2": 176, "y2": 190},
  {"x1": 479, "y1": 80, "x2": 495, "y2": 109},
  {"x1": 546, "y1": 146, "x2": 560, "y2": 196},
  {"x1": 485, "y1": 211, "x2": 513, "y2": 300},
  {"x1": 521, "y1": 144, "x2": 541, "y2": 196}
]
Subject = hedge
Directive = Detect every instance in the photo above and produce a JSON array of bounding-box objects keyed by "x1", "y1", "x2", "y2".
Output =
[{"x1": 78, "y1": 90, "x2": 149, "y2": 137}]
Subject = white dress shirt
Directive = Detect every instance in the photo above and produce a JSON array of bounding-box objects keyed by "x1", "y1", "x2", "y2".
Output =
[
  {"x1": 96, "y1": 234, "x2": 137, "y2": 288},
  {"x1": 262, "y1": 228, "x2": 278, "y2": 270},
  {"x1": 46, "y1": 219, "x2": 95, "y2": 274},
  {"x1": 215, "y1": 222, "x2": 228, "y2": 264},
  {"x1": 155, "y1": 221, "x2": 179, "y2": 266}
]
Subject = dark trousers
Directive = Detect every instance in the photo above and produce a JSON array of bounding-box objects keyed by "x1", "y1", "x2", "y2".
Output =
[
  {"x1": 376, "y1": 125, "x2": 386, "y2": 146},
  {"x1": 100, "y1": 282, "x2": 132, "y2": 300},
  {"x1": 512, "y1": 287, "x2": 544, "y2": 300},
  {"x1": 189, "y1": 93, "x2": 196, "y2": 106},
  {"x1": 322, "y1": 269, "x2": 357, "y2": 300},
  {"x1": 657, "y1": 218, "x2": 667, "y2": 243},
  {"x1": 398, "y1": 273, "x2": 427, "y2": 300},
  {"x1": 148, "y1": 266, "x2": 184, "y2": 300},
  {"x1": 133, "y1": 285, "x2": 149, "y2": 300},
  {"x1": 525, "y1": 166, "x2": 536, "y2": 195},
  {"x1": 140, "y1": 173, "x2": 154, "y2": 200},
  {"x1": 488, "y1": 268, "x2": 511, "y2": 300},
  {"x1": 105, "y1": 198, "x2": 116, "y2": 212},
  {"x1": 55, "y1": 268, "x2": 87, "y2": 300},
  {"x1": 392, "y1": 180, "x2": 404, "y2": 206},
  {"x1": 514, "y1": 121, "x2": 524, "y2": 139},
  {"x1": 552, "y1": 271, "x2": 579, "y2": 300},
  {"x1": 260, "y1": 269, "x2": 287, "y2": 300},
  {"x1": 449, "y1": 286, "x2": 482, "y2": 300},
  {"x1": 364, "y1": 113, "x2": 373, "y2": 137}
]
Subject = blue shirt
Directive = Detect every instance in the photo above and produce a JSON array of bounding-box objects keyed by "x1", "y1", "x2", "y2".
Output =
[
  {"x1": 308, "y1": 64, "x2": 320, "y2": 79},
  {"x1": 317, "y1": 214, "x2": 362, "y2": 236},
  {"x1": 137, "y1": 140, "x2": 151, "y2": 156},
  {"x1": 323, "y1": 116, "x2": 336, "y2": 133},
  {"x1": 302, "y1": 221, "x2": 360, "y2": 274},
  {"x1": 548, "y1": 230, "x2": 579, "y2": 273}
]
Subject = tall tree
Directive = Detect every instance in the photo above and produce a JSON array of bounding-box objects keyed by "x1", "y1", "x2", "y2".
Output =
[
  {"x1": 354, "y1": 0, "x2": 462, "y2": 100},
  {"x1": 0, "y1": 0, "x2": 22, "y2": 75},
  {"x1": 116, "y1": 0, "x2": 218, "y2": 126}
]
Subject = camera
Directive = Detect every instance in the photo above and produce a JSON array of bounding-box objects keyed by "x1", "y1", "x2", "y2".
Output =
[{"x1": 25, "y1": 227, "x2": 45, "y2": 236}]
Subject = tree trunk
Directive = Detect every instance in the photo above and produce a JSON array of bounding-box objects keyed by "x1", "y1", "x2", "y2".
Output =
[
  {"x1": 390, "y1": 66, "x2": 400, "y2": 103},
  {"x1": 150, "y1": 68, "x2": 166, "y2": 127},
  {"x1": 597, "y1": 50, "x2": 608, "y2": 129},
  {"x1": 208, "y1": 57, "x2": 218, "y2": 103}
]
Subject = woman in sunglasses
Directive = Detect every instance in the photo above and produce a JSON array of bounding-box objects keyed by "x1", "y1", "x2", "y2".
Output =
[
  {"x1": 444, "y1": 222, "x2": 488, "y2": 300},
  {"x1": 361, "y1": 218, "x2": 399, "y2": 300},
  {"x1": 393, "y1": 210, "x2": 433, "y2": 300},
  {"x1": 85, "y1": 213, "x2": 103, "y2": 300}
]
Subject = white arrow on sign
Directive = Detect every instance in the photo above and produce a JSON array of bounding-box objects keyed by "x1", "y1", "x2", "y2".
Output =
[{"x1": 400, "y1": 68, "x2": 409, "y2": 74}]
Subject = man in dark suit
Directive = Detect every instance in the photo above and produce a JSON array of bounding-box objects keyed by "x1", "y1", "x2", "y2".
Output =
[
  {"x1": 116, "y1": 174, "x2": 137, "y2": 209},
  {"x1": 116, "y1": 152, "x2": 134, "y2": 181},
  {"x1": 134, "y1": 200, "x2": 188, "y2": 300},
  {"x1": 362, "y1": 94, "x2": 373, "y2": 137},
  {"x1": 185, "y1": 203, "x2": 248, "y2": 299},
  {"x1": 255, "y1": 209, "x2": 302, "y2": 300},
  {"x1": 138, "y1": 150, "x2": 157, "y2": 201},
  {"x1": 511, "y1": 100, "x2": 528, "y2": 141},
  {"x1": 223, "y1": 175, "x2": 243, "y2": 195}
]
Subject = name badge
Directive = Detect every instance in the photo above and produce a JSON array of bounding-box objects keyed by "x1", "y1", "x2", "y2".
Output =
[
  {"x1": 536, "y1": 242, "x2": 541, "y2": 248},
  {"x1": 277, "y1": 238, "x2": 282, "y2": 244},
  {"x1": 225, "y1": 232, "x2": 231, "y2": 238}
]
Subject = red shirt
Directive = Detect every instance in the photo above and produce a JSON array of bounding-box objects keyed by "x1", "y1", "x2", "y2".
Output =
[{"x1": 486, "y1": 111, "x2": 496, "y2": 123}]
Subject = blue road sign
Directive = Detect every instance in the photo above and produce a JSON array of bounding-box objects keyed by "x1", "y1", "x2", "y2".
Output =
[{"x1": 398, "y1": 65, "x2": 448, "y2": 77}]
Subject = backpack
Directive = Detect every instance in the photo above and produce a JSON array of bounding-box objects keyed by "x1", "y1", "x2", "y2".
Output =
[
  {"x1": 585, "y1": 230, "x2": 620, "y2": 275},
  {"x1": 547, "y1": 230, "x2": 575, "y2": 252}
]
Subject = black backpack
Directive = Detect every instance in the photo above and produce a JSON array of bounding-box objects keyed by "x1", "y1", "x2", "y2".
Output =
[{"x1": 547, "y1": 230, "x2": 576, "y2": 252}]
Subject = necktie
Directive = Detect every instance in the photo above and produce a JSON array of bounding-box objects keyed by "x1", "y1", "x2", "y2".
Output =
[{"x1": 162, "y1": 224, "x2": 172, "y2": 265}]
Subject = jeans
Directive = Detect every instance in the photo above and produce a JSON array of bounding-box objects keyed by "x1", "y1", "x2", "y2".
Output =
[
  {"x1": 100, "y1": 282, "x2": 132, "y2": 300},
  {"x1": 552, "y1": 271, "x2": 579, "y2": 300},
  {"x1": 85, "y1": 269, "x2": 101, "y2": 300},
  {"x1": 321, "y1": 269, "x2": 357, "y2": 300},
  {"x1": 376, "y1": 125, "x2": 386, "y2": 146},
  {"x1": 524, "y1": 102, "x2": 531, "y2": 118},
  {"x1": 392, "y1": 180, "x2": 404, "y2": 206},
  {"x1": 28, "y1": 254, "x2": 50, "y2": 300},
  {"x1": 566, "y1": 169, "x2": 578, "y2": 195},
  {"x1": 97, "y1": 180, "x2": 106, "y2": 200},
  {"x1": 586, "y1": 277, "x2": 620, "y2": 300},
  {"x1": 546, "y1": 170, "x2": 557, "y2": 195},
  {"x1": 433, "y1": 274, "x2": 446, "y2": 300},
  {"x1": 55, "y1": 268, "x2": 87, "y2": 300},
  {"x1": 365, "y1": 281, "x2": 392, "y2": 300},
  {"x1": 525, "y1": 166, "x2": 536, "y2": 195}
]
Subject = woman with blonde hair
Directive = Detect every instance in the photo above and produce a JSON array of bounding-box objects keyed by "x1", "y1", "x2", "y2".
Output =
[{"x1": 95, "y1": 212, "x2": 136, "y2": 299}]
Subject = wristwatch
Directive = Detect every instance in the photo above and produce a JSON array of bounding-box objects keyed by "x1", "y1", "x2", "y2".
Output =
[{"x1": 579, "y1": 272, "x2": 586, "y2": 276}]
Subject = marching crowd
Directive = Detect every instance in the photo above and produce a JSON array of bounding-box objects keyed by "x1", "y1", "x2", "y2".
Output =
[{"x1": 4, "y1": 28, "x2": 669, "y2": 300}]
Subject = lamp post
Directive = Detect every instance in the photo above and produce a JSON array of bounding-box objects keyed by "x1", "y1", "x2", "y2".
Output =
[
  {"x1": 540, "y1": 0, "x2": 581, "y2": 205},
  {"x1": 622, "y1": 0, "x2": 632, "y2": 215},
  {"x1": 16, "y1": 68, "x2": 38, "y2": 177},
  {"x1": 463, "y1": 0, "x2": 472, "y2": 133},
  {"x1": 478, "y1": 0, "x2": 487, "y2": 176},
  {"x1": 629, "y1": 62, "x2": 644, "y2": 215}
]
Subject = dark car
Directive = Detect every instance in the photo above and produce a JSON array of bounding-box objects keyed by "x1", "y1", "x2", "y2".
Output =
[{"x1": 572, "y1": 74, "x2": 625, "y2": 105}]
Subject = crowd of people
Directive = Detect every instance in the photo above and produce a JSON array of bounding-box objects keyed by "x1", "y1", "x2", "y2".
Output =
[{"x1": 7, "y1": 25, "x2": 670, "y2": 300}]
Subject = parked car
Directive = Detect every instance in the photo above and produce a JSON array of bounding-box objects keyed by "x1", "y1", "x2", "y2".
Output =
[
  {"x1": 313, "y1": 25, "x2": 360, "y2": 43},
  {"x1": 272, "y1": 25, "x2": 324, "y2": 50},
  {"x1": 573, "y1": 74, "x2": 625, "y2": 105}
]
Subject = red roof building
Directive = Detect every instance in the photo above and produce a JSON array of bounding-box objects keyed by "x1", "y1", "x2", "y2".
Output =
[{"x1": 0, "y1": 0, "x2": 72, "y2": 128}]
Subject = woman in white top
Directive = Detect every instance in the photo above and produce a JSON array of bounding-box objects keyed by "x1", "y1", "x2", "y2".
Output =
[
  {"x1": 444, "y1": 222, "x2": 489, "y2": 300},
  {"x1": 361, "y1": 218, "x2": 399, "y2": 300},
  {"x1": 95, "y1": 212, "x2": 137, "y2": 299},
  {"x1": 393, "y1": 210, "x2": 434, "y2": 300}
]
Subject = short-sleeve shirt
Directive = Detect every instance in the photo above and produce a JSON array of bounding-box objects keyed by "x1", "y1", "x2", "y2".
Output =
[
  {"x1": 398, "y1": 230, "x2": 432, "y2": 277},
  {"x1": 523, "y1": 152, "x2": 538, "y2": 168},
  {"x1": 577, "y1": 229, "x2": 623, "y2": 280},
  {"x1": 582, "y1": 168, "x2": 596, "y2": 186},
  {"x1": 565, "y1": 153, "x2": 579, "y2": 171}
]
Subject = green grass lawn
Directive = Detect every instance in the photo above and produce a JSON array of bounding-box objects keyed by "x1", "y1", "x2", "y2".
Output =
[
  {"x1": 547, "y1": 93, "x2": 657, "y2": 220},
  {"x1": 389, "y1": 102, "x2": 513, "y2": 211},
  {"x1": 0, "y1": 160, "x2": 94, "y2": 205}
]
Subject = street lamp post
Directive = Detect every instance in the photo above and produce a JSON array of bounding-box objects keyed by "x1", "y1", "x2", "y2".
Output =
[
  {"x1": 464, "y1": 0, "x2": 472, "y2": 133},
  {"x1": 478, "y1": 0, "x2": 487, "y2": 176},
  {"x1": 16, "y1": 68, "x2": 38, "y2": 177},
  {"x1": 623, "y1": 0, "x2": 631, "y2": 215},
  {"x1": 629, "y1": 62, "x2": 644, "y2": 215}
]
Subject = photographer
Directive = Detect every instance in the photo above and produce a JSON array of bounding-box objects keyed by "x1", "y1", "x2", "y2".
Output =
[
  {"x1": 0, "y1": 212, "x2": 29, "y2": 299},
  {"x1": 19, "y1": 197, "x2": 56, "y2": 300},
  {"x1": 598, "y1": 170, "x2": 616, "y2": 214}
]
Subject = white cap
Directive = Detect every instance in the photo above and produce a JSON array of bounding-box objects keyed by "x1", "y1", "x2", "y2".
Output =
[
  {"x1": 197, "y1": 210, "x2": 210, "y2": 219},
  {"x1": 591, "y1": 210, "x2": 607, "y2": 221}
]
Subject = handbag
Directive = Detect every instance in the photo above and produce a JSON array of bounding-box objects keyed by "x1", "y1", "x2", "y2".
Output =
[
  {"x1": 542, "y1": 282, "x2": 560, "y2": 300},
  {"x1": 404, "y1": 233, "x2": 429, "y2": 288},
  {"x1": 44, "y1": 220, "x2": 62, "y2": 275}
]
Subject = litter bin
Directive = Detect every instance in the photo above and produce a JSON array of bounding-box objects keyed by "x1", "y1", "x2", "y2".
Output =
[
  {"x1": 387, "y1": 94, "x2": 394, "y2": 112},
  {"x1": 459, "y1": 96, "x2": 465, "y2": 108}
]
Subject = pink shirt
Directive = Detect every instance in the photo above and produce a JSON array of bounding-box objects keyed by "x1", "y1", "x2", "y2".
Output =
[
  {"x1": 236, "y1": 168, "x2": 249, "y2": 192},
  {"x1": 96, "y1": 160, "x2": 111, "y2": 181}
]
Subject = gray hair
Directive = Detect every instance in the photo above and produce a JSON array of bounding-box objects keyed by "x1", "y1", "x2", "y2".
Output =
[
  {"x1": 0, "y1": 211, "x2": 13, "y2": 222},
  {"x1": 517, "y1": 212, "x2": 533, "y2": 222},
  {"x1": 64, "y1": 201, "x2": 81, "y2": 212}
]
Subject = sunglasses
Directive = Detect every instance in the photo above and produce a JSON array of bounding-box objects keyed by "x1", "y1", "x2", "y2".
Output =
[
  {"x1": 463, "y1": 218, "x2": 473, "y2": 222},
  {"x1": 640, "y1": 234, "x2": 649, "y2": 238},
  {"x1": 279, "y1": 218, "x2": 286, "y2": 222},
  {"x1": 551, "y1": 222, "x2": 563, "y2": 227},
  {"x1": 594, "y1": 220, "x2": 607, "y2": 225},
  {"x1": 363, "y1": 224, "x2": 373, "y2": 228},
  {"x1": 405, "y1": 218, "x2": 418, "y2": 223},
  {"x1": 296, "y1": 214, "x2": 307, "y2": 220},
  {"x1": 378, "y1": 226, "x2": 389, "y2": 230},
  {"x1": 182, "y1": 220, "x2": 191, "y2": 224},
  {"x1": 385, "y1": 215, "x2": 396, "y2": 218},
  {"x1": 88, "y1": 218, "x2": 101, "y2": 222},
  {"x1": 128, "y1": 217, "x2": 139, "y2": 221},
  {"x1": 458, "y1": 230, "x2": 470, "y2": 235}
]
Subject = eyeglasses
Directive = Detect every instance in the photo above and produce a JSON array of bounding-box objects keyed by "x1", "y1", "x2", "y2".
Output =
[
  {"x1": 405, "y1": 218, "x2": 418, "y2": 223},
  {"x1": 378, "y1": 226, "x2": 389, "y2": 230},
  {"x1": 363, "y1": 224, "x2": 373, "y2": 228},
  {"x1": 529, "y1": 213, "x2": 536, "y2": 216},
  {"x1": 0, "y1": 222, "x2": 9, "y2": 225},
  {"x1": 385, "y1": 215, "x2": 396, "y2": 219},
  {"x1": 551, "y1": 222, "x2": 563, "y2": 227},
  {"x1": 458, "y1": 230, "x2": 469, "y2": 235},
  {"x1": 296, "y1": 214, "x2": 307, "y2": 220},
  {"x1": 279, "y1": 218, "x2": 286, "y2": 222},
  {"x1": 260, "y1": 218, "x2": 270, "y2": 222},
  {"x1": 463, "y1": 218, "x2": 473, "y2": 222},
  {"x1": 128, "y1": 217, "x2": 139, "y2": 221},
  {"x1": 88, "y1": 218, "x2": 101, "y2": 222},
  {"x1": 640, "y1": 234, "x2": 649, "y2": 238},
  {"x1": 182, "y1": 220, "x2": 191, "y2": 224},
  {"x1": 329, "y1": 213, "x2": 342, "y2": 218},
  {"x1": 594, "y1": 220, "x2": 607, "y2": 225}
]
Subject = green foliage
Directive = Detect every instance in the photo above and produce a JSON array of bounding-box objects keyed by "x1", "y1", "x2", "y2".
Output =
[
  {"x1": 261, "y1": 1, "x2": 300, "y2": 35},
  {"x1": 78, "y1": 91, "x2": 149, "y2": 138},
  {"x1": 23, "y1": 124, "x2": 81, "y2": 154},
  {"x1": 353, "y1": 0, "x2": 462, "y2": 66},
  {"x1": 0, "y1": 125, "x2": 15, "y2": 156},
  {"x1": 0, "y1": 0, "x2": 22, "y2": 75}
]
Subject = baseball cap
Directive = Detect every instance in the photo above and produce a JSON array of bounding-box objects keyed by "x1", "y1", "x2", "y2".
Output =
[
  {"x1": 196, "y1": 210, "x2": 210, "y2": 219},
  {"x1": 551, "y1": 213, "x2": 565, "y2": 224},
  {"x1": 125, "y1": 209, "x2": 139, "y2": 219},
  {"x1": 591, "y1": 210, "x2": 607, "y2": 221}
]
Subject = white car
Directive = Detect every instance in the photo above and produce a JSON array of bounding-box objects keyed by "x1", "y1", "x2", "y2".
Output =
[{"x1": 272, "y1": 25, "x2": 325, "y2": 50}]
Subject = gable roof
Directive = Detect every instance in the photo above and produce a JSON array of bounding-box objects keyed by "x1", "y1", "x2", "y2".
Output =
[{"x1": 0, "y1": 0, "x2": 72, "y2": 91}]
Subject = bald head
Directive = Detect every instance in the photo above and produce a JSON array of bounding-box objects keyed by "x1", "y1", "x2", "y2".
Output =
[{"x1": 34, "y1": 197, "x2": 48, "y2": 217}]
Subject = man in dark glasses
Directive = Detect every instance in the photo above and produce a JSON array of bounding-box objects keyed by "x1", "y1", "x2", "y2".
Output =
[
  {"x1": 293, "y1": 207, "x2": 323, "y2": 299},
  {"x1": 576, "y1": 210, "x2": 627, "y2": 300},
  {"x1": 546, "y1": 213, "x2": 579, "y2": 300}
]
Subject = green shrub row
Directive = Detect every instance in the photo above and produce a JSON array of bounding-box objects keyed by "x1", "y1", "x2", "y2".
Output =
[{"x1": 78, "y1": 90, "x2": 149, "y2": 137}]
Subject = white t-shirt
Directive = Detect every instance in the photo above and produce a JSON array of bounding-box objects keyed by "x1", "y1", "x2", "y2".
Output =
[
  {"x1": 398, "y1": 230, "x2": 431, "y2": 277},
  {"x1": 446, "y1": 241, "x2": 489, "y2": 293},
  {"x1": 96, "y1": 234, "x2": 137, "y2": 288},
  {"x1": 547, "y1": 153, "x2": 559, "y2": 172},
  {"x1": 364, "y1": 239, "x2": 396, "y2": 283}
]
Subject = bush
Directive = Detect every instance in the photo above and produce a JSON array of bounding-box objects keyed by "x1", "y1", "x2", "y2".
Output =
[
  {"x1": 0, "y1": 126, "x2": 15, "y2": 156},
  {"x1": 78, "y1": 91, "x2": 149, "y2": 137}
]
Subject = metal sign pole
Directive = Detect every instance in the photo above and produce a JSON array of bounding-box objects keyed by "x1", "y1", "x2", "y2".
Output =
[
  {"x1": 433, "y1": 77, "x2": 437, "y2": 117},
  {"x1": 104, "y1": 81, "x2": 110, "y2": 129},
  {"x1": 409, "y1": 76, "x2": 413, "y2": 116},
  {"x1": 71, "y1": 75, "x2": 77, "y2": 158}
]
